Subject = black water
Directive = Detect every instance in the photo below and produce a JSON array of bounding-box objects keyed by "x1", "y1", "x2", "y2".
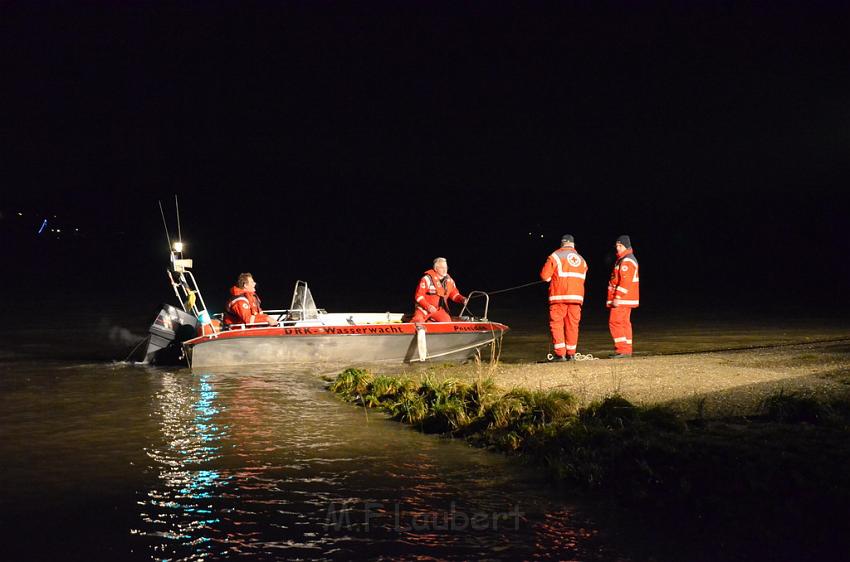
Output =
[
  {"x1": 2, "y1": 292, "x2": 848, "y2": 561},
  {"x1": 0, "y1": 360, "x2": 627, "y2": 561}
]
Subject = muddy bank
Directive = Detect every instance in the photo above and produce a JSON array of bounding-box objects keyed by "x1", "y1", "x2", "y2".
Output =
[
  {"x1": 397, "y1": 339, "x2": 850, "y2": 418},
  {"x1": 328, "y1": 343, "x2": 850, "y2": 561}
]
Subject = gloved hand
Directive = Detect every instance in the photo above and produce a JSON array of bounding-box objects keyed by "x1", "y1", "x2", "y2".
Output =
[{"x1": 427, "y1": 305, "x2": 437, "y2": 313}]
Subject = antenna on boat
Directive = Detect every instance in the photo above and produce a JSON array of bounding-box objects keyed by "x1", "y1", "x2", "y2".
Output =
[
  {"x1": 174, "y1": 194, "x2": 182, "y2": 250},
  {"x1": 158, "y1": 200, "x2": 173, "y2": 252}
]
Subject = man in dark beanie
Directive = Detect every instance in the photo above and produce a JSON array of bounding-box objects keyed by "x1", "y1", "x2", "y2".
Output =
[
  {"x1": 606, "y1": 235, "x2": 639, "y2": 358},
  {"x1": 540, "y1": 234, "x2": 588, "y2": 361}
]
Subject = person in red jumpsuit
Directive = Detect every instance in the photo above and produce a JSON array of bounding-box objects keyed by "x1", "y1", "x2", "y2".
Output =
[
  {"x1": 411, "y1": 257, "x2": 467, "y2": 323},
  {"x1": 540, "y1": 234, "x2": 588, "y2": 361},
  {"x1": 607, "y1": 235, "x2": 639, "y2": 357},
  {"x1": 224, "y1": 272, "x2": 278, "y2": 327}
]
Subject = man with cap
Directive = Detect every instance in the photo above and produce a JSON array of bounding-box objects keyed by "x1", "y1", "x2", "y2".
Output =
[
  {"x1": 540, "y1": 234, "x2": 588, "y2": 361},
  {"x1": 607, "y1": 235, "x2": 640, "y2": 358}
]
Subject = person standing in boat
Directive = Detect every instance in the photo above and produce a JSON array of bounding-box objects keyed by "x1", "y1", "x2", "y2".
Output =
[
  {"x1": 411, "y1": 257, "x2": 468, "y2": 323},
  {"x1": 540, "y1": 234, "x2": 588, "y2": 361},
  {"x1": 607, "y1": 235, "x2": 639, "y2": 358},
  {"x1": 224, "y1": 273, "x2": 278, "y2": 327}
]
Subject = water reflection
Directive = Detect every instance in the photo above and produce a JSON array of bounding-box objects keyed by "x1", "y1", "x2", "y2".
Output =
[
  {"x1": 133, "y1": 373, "x2": 229, "y2": 560},
  {"x1": 129, "y1": 369, "x2": 620, "y2": 560}
]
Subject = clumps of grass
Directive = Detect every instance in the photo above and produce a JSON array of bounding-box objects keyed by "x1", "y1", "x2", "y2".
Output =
[
  {"x1": 580, "y1": 394, "x2": 637, "y2": 427},
  {"x1": 328, "y1": 368, "x2": 374, "y2": 399},
  {"x1": 759, "y1": 390, "x2": 850, "y2": 427},
  {"x1": 760, "y1": 391, "x2": 825, "y2": 424},
  {"x1": 392, "y1": 390, "x2": 428, "y2": 425},
  {"x1": 638, "y1": 405, "x2": 689, "y2": 432},
  {"x1": 400, "y1": 376, "x2": 498, "y2": 433},
  {"x1": 329, "y1": 370, "x2": 850, "y2": 555},
  {"x1": 328, "y1": 367, "x2": 850, "y2": 541},
  {"x1": 328, "y1": 371, "x2": 685, "y2": 492},
  {"x1": 500, "y1": 389, "x2": 579, "y2": 426}
]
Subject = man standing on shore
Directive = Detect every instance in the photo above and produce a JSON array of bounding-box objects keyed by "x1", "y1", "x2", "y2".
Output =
[
  {"x1": 540, "y1": 234, "x2": 588, "y2": 361},
  {"x1": 607, "y1": 235, "x2": 640, "y2": 358}
]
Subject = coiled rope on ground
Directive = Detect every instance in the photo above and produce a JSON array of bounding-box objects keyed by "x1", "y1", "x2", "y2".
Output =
[{"x1": 546, "y1": 352, "x2": 600, "y2": 362}]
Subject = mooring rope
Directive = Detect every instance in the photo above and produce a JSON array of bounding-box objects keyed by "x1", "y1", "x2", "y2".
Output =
[
  {"x1": 484, "y1": 280, "x2": 545, "y2": 296},
  {"x1": 124, "y1": 335, "x2": 150, "y2": 363}
]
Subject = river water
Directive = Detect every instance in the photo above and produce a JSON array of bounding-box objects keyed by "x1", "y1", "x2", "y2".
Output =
[
  {"x1": 2, "y1": 301, "x2": 848, "y2": 561},
  {"x1": 0, "y1": 357, "x2": 628, "y2": 561}
]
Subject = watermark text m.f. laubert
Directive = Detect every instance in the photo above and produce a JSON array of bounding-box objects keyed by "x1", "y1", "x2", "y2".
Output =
[{"x1": 326, "y1": 501, "x2": 524, "y2": 532}]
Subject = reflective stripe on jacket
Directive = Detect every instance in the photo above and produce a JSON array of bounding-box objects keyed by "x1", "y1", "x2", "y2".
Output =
[
  {"x1": 413, "y1": 269, "x2": 465, "y2": 313},
  {"x1": 606, "y1": 249, "x2": 640, "y2": 308},
  {"x1": 540, "y1": 247, "x2": 588, "y2": 304},
  {"x1": 224, "y1": 286, "x2": 266, "y2": 325}
]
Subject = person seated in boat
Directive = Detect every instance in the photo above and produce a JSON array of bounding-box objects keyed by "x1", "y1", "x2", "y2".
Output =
[
  {"x1": 411, "y1": 257, "x2": 468, "y2": 323},
  {"x1": 224, "y1": 272, "x2": 279, "y2": 327}
]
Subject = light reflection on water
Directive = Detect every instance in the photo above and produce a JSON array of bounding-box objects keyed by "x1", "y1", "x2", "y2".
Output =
[
  {"x1": 130, "y1": 368, "x2": 621, "y2": 561},
  {"x1": 3, "y1": 312, "x2": 848, "y2": 560},
  {"x1": 133, "y1": 374, "x2": 228, "y2": 558}
]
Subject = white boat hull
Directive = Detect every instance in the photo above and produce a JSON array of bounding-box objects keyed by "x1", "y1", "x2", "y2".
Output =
[{"x1": 184, "y1": 321, "x2": 507, "y2": 368}]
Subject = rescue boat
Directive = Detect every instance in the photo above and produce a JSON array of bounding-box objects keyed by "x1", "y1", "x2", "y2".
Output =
[{"x1": 143, "y1": 243, "x2": 508, "y2": 368}]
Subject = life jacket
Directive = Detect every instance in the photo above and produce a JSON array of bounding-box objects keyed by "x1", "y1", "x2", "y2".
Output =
[
  {"x1": 414, "y1": 269, "x2": 464, "y2": 313},
  {"x1": 540, "y1": 246, "x2": 588, "y2": 304},
  {"x1": 224, "y1": 286, "x2": 264, "y2": 325},
  {"x1": 607, "y1": 249, "x2": 640, "y2": 308}
]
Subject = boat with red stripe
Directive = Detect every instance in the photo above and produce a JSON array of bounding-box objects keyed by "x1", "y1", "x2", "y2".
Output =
[{"x1": 143, "y1": 234, "x2": 508, "y2": 368}]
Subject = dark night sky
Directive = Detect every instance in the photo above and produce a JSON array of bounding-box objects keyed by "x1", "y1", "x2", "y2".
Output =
[{"x1": 2, "y1": 2, "x2": 848, "y2": 317}]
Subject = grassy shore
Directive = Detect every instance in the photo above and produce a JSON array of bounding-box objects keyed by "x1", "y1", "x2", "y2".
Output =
[{"x1": 327, "y1": 339, "x2": 850, "y2": 560}]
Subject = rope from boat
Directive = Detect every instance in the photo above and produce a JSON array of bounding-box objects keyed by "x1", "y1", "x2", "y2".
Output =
[
  {"x1": 483, "y1": 280, "x2": 545, "y2": 296},
  {"x1": 124, "y1": 335, "x2": 150, "y2": 363},
  {"x1": 413, "y1": 336, "x2": 501, "y2": 362}
]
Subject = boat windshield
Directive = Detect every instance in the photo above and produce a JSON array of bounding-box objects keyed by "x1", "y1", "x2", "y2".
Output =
[{"x1": 289, "y1": 280, "x2": 319, "y2": 320}]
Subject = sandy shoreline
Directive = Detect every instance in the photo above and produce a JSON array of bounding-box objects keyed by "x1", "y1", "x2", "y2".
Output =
[{"x1": 395, "y1": 338, "x2": 850, "y2": 418}]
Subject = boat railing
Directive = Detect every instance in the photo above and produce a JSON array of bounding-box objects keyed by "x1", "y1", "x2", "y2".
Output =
[
  {"x1": 459, "y1": 290, "x2": 490, "y2": 320},
  {"x1": 207, "y1": 279, "x2": 325, "y2": 332},
  {"x1": 211, "y1": 308, "x2": 330, "y2": 331},
  {"x1": 168, "y1": 268, "x2": 212, "y2": 326},
  {"x1": 268, "y1": 308, "x2": 329, "y2": 324}
]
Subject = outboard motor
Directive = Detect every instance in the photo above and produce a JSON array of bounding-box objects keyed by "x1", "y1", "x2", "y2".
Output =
[{"x1": 143, "y1": 303, "x2": 198, "y2": 364}]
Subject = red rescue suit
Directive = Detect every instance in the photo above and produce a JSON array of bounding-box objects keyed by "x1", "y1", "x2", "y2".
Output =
[
  {"x1": 607, "y1": 249, "x2": 640, "y2": 354},
  {"x1": 412, "y1": 269, "x2": 466, "y2": 323},
  {"x1": 540, "y1": 247, "x2": 588, "y2": 357},
  {"x1": 224, "y1": 286, "x2": 273, "y2": 326}
]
